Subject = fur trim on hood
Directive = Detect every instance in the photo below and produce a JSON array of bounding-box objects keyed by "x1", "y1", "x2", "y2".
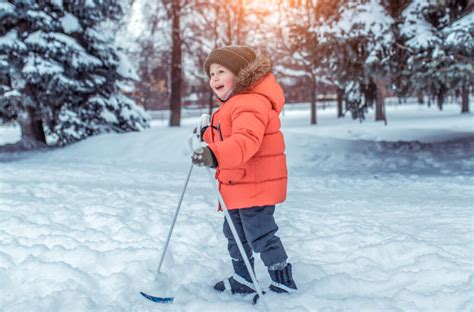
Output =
[{"x1": 233, "y1": 54, "x2": 272, "y2": 95}]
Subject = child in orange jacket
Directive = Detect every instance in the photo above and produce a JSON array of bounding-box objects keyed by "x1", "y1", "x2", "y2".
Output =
[{"x1": 191, "y1": 45, "x2": 297, "y2": 295}]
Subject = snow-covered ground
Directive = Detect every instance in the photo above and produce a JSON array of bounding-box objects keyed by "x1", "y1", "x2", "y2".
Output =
[{"x1": 1, "y1": 103, "x2": 473, "y2": 311}]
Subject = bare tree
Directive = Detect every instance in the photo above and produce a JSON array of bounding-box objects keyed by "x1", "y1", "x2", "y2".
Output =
[{"x1": 275, "y1": 1, "x2": 321, "y2": 125}]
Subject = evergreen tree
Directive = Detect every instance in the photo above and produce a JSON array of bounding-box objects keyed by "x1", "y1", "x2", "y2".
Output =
[
  {"x1": 441, "y1": 8, "x2": 473, "y2": 113},
  {"x1": 395, "y1": 0, "x2": 472, "y2": 111},
  {"x1": 318, "y1": 0, "x2": 394, "y2": 121},
  {"x1": 396, "y1": 0, "x2": 447, "y2": 109},
  {"x1": 0, "y1": 0, "x2": 149, "y2": 147}
]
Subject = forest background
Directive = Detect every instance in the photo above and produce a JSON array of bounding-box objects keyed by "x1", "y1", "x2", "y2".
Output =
[{"x1": 0, "y1": 0, "x2": 472, "y2": 148}]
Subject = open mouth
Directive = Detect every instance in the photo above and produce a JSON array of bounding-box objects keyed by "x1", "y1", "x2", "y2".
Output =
[{"x1": 215, "y1": 85, "x2": 224, "y2": 90}]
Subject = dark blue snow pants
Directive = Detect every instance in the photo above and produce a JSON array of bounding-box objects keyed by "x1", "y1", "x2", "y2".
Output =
[{"x1": 223, "y1": 205, "x2": 288, "y2": 268}]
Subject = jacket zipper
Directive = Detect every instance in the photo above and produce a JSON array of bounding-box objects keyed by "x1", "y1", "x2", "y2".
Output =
[{"x1": 217, "y1": 121, "x2": 223, "y2": 141}]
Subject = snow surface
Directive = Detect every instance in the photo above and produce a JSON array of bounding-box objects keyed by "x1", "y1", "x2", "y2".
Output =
[
  {"x1": 319, "y1": 0, "x2": 393, "y2": 41},
  {"x1": 317, "y1": 0, "x2": 394, "y2": 67},
  {"x1": 60, "y1": 13, "x2": 82, "y2": 34},
  {"x1": 0, "y1": 30, "x2": 26, "y2": 51},
  {"x1": 0, "y1": 2, "x2": 15, "y2": 16},
  {"x1": 22, "y1": 55, "x2": 64, "y2": 76},
  {"x1": 117, "y1": 51, "x2": 140, "y2": 81},
  {"x1": 51, "y1": 0, "x2": 63, "y2": 10},
  {"x1": 444, "y1": 11, "x2": 474, "y2": 46},
  {"x1": 24, "y1": 31, "x2": 103, "y2": 70},
  {"x1": 0, "y1": 102, "x2": 473, "y2": 311},
  {"x1": 400, "y1": 0, "x2": 441, "y2": 49}
]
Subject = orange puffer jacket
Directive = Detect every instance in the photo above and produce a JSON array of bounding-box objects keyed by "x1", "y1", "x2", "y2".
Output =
[{"x1": 202, "y1": 55, "x2": 287, "y2": 210}]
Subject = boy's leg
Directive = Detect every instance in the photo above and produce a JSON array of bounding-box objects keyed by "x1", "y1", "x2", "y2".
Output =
[
  {"x1": 224, "y1": 209, "x2": 253, "y2": 262},
  {"x1": 214, "y1": 209, "x2": 256, "y2": 294},
  {"x1": 239, "y1": 205, "x2": 287, "y2": 266},
  {"x1": 239, "y1": 205, "x2": 297, "y2": 293}
]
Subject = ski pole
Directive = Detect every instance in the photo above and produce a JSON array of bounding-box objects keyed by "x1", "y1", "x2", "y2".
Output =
[
  {"x1": 205, "y1": 168, "x2": 270, "y2": 312},
  {"x1": 156, "y1": 163, "x2": 194, "y2": 275}
]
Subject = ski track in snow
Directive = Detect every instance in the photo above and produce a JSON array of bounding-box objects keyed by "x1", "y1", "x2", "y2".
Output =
[{"x1": 0, "y1": 104, "x2": 473, "y2": 311}]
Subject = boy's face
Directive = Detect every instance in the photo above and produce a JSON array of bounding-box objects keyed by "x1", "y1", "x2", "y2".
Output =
[{"x1": 209, "y1": 63, "x2": 237, "y2": 100}]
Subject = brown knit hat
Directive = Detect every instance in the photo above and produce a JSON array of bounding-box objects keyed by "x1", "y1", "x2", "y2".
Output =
[{"x1": 204, "y1": 45, "x2": 257, "y2": 78}]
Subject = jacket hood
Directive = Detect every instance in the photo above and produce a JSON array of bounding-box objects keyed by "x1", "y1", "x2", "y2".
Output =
[{"x1": 232, "y1": 54, "x2": 285, "y2": 114}]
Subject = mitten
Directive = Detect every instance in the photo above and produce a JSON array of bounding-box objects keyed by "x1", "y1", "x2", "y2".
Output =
[{"x1": 191, "y1": 146, "x2": 217, "y2": 168}]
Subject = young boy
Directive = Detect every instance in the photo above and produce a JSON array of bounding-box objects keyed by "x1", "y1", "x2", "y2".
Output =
[{"x1": 191, "y1": 45, "x2": 297, "y2": 295}]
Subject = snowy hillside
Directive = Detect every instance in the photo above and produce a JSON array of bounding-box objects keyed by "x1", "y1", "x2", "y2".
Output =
[{"x1": 0, "y1": 103, "x2": 473, "y2": 311}]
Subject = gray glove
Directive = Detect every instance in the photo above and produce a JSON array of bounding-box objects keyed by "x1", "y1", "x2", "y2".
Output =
[{"x1": 191, "y1": 146, "x2": 217, "y2": 168}]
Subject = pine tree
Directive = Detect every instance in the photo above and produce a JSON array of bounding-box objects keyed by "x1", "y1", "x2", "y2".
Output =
[
  {"x1": 441, "y1": 8, "x2": 473, "y2": 113},
  {"x1": 398, "y1": 1, "x2": 443, "y2": 108},
  {"x1": 0, "y1": 1, "x2": 149, "y2": 148},
  {"x1": 318, "y1": 0, "x2": 394, "y2": 122},
  {"x1": 395, "y1": 0, "x2": 471, "y2": 111}
]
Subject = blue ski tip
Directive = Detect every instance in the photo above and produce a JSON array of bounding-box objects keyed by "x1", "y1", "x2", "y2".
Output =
[{"x1": 140, "y1": 291, "x2": 174, "y2": 303}]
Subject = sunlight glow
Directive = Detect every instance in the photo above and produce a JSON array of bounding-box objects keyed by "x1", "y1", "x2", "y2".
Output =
[{"x1": 127, "y1": 0, "x2": 144, "y2": 38}]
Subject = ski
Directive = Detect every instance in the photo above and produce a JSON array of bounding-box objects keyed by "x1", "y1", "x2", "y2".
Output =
[{"x1": 140, "y1": 291, "x2": 174, "y2": 303}]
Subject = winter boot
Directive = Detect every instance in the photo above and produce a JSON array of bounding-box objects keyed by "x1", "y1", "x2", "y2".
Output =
[
  {"x1": 268, "y1": 263, "x2": 297, "y2": 293},
  {"x1": 214, "y1": 258, "x2": 256, "y2": 294}
]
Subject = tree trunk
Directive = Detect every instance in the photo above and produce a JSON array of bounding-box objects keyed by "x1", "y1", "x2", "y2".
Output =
[
  {"x1": 337, "y1": 88, "x2": 344, "y2": 118},
  {"x1": 461, "y1": 85, "x2": 469, "y2": 113},
  {"x1": 417, "y1": 92, "x2": 424, "y2": 104},
  {"x1": 235, "y1": 0, "x2": 245, "y2": 44},
  {"x1": 169, "y1": 0, "x2": 182, "y2": 127},
  {"x1": 310, "y1": 76, "x2": 317, "y2": 125},
  {"x1": 143, "y1": 79, "x2": 150, "y2": 111},
  {"x1": 19, "y1": 106, "x2": 46, "y2": 144},
  {"x1": 208, "y1": 90, "x2": 214, "y2": 116},
  {"x1": 375, "y1": 83, "x2": 387, "y2": 124},
  {"x1": 225, "y1": 6, "x2": 232, "y2": 45},
  {"x1": 437, "y1": 88, "x2": 445, "y2": 111}
]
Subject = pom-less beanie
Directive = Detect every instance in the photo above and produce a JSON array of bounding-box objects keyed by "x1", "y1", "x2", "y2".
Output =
[{"x1": 204, "y1": 45, "x2": 257, "y2": 78}]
